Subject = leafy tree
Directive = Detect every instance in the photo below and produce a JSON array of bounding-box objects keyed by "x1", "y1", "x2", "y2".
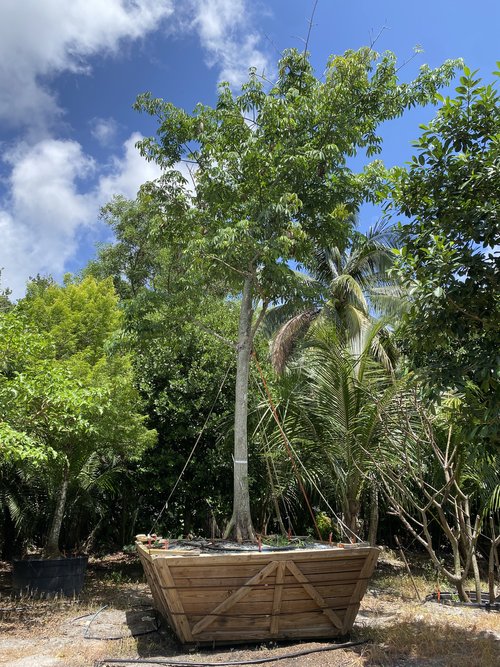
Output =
[
  {"x1": 0, "y1": 270, "x2": 12, "y2": 313},
  {"x1": 86, "y1": 196, "x2": 244, "y2": 539},
  {"x1": 390, "y1": 65, "x2": 500, "y2": 450},
  {"x1": 134, "y1": 47, "x2": 457, "y2": 540},
  {"x1": 0, "y1": 277, "x2": 156, "y2": 557}
]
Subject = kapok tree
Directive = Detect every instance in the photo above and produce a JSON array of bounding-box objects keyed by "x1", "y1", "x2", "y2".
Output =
[{"x1": 134, "y1": 47, "x2": 458, "y2": 541}]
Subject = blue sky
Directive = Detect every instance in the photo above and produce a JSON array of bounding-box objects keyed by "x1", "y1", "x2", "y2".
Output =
[{"x1": 1, "y1": 0, "x2": 499, "y2": 297}]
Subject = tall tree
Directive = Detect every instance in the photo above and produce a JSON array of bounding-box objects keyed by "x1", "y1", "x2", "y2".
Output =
[
  {"x1": 134, "y1": 47, "x2": 457, "y2": 540},
  {"x1": 390, "y1": 65, "x2": 500, "y2": 450}
]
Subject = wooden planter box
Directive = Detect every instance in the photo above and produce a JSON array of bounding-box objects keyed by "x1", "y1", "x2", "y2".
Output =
[{"x1": 137, "y1": 541, "x2": 379, "y2": 645}]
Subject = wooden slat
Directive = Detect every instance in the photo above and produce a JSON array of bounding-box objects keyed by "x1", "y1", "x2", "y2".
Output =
[
  {"x1": 170, "y1": 563, "x2": 267, "y2": 580},
  {"x1": 195, "y1": 622, "x2": 342, "y2": 643},
  {"x1": 270, "y1": 560, "x2": 285, "y2": 636},
  {"x1": 170, "y1": 556, "x2": 365, "y2": 581},
  {"x1": 139, "y1": 551, "x2": 171, "y2": 624},
  {"x1": 179, "y1": 581, "x2": 356, "y2": 611},
  {"x1": 178, "y1": 595, "x2": 353, "y2": 618},
  {"x1": 168, "y1": 569, "x2": 365, "y2": 590},
  {"x1": 155, "y1": 559, "x2": 194, "y2": 642},
  {"x1": 294, "y1": 557, "x2": 366, "y2": 575},
  {"x1": 191, "y1": 560, "x2": 278, "y2": 636},
  {"x1": 342, "y1": 548, "x2": 379, "y2": 632},
  {"x1": 285, "y1": 559, "x2": 343, "y2": 630},
  {"x1": 137, "y1": 544, "x2": 374, "y2": 568},
  {"x1": 149, "y1": 549, "x2": 201, "y2": 556}
]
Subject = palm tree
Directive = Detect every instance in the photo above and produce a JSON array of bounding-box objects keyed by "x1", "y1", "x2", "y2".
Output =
[
  {"x1": 265, "y1": 221, "x2": 402, "y2": 374},
  {"x1": 261, "y1": 324, "x2": 404, "y2": 540}
]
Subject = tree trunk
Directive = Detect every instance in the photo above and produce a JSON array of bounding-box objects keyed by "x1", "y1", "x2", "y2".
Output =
[
  {"x1": 488, "y1": 517, "x2": 500, "y2": 604},
  {"x1": 368, "y1": 483, "x2": 379, "y2": 547},
  {"x1": 211, "y1": 269, "x2": 269, "y2": 543},
  {"x1": 343, "y1": 494, "x2": 360, "y2": 540},
  {"x1": 224, "y1": 273, "x2": 256, "y2": 542},
  {"x1": 471, "y1": 550, "x2": 482, "y2": 604},
  {"x1": 45, "y1": 462, "x2": 69, "y2": 558}
]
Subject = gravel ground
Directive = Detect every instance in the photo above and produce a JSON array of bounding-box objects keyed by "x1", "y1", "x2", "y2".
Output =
[{"x1": 1, "y1": 555, "x2": 499, "y2": 667}]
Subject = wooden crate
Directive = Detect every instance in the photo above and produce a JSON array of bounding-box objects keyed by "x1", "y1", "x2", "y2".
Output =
[{"x1": 137, "y1": 541, "x2": 379, "y2": 645}]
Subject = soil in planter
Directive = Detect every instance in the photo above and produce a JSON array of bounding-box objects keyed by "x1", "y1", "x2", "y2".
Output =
[{"x1": 137, "y1": 535, "x2": 347, "y2": 553}]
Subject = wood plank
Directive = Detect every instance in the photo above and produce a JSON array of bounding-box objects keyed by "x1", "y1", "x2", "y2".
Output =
[
  {"x1": 155, "y1": 559, "x2": 194, "y2": 642},
  {"x1": 169, "y1": 555, "x2": 365, "y2": 580},
  {"x1": 195, "y1": 623, "x2": 342, "y2": 644},
  {"x1": 191, "y1": 560, "x2": 279, "y2": 636},
  {"x1": 178, "y1": 595, "x2": 353, "y2": 618},
  {"x1": 170, "y1": 563, "x2": 268, "y2": 579},
  {"x1": 178, "y1": 581, "x2": 357, "y2": 610},
  {"x1": 342, "y1": 548, "x2": 379, "y2": 632},
  {"x1": 270, "y1": 560, "x2": 285, "y2": 636},
  {"x1": 285, "y1": 559, "x2": 344, "y2": 630},
  {"x1": 168, "y1": 568, "x2": 365, "y2": 590},
  {"x1": 138, "y1": 545, "x2": 374, "y2": 569},
  {"x1": 149, "y1": 549, "x2": 201, "y2": 557},
  {"x1": 295, "y1": 557, "x2": 367, "y2": 574},
  {"x1": 139, "y1": 553, "x2": 171, "y2": 624}
]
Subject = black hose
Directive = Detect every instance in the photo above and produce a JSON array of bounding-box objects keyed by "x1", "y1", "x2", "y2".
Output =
[
  {"x1": 75, "y1": 605, "x2": 161, "y2": 640},
  {"x1": 95, "y1": 639, "x2": 366, "y2": 666}
]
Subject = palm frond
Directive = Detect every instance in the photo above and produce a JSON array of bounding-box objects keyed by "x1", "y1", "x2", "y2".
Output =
[{"x1": 270, "y1": 310, "x2": 319, "y2": 374}]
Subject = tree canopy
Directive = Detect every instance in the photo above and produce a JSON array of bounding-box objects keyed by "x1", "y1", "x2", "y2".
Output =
[
  {"x1": 134, "y1": 47, "x2": 458, "y2": 539},
  {"x1": 390, "y1": 65, "x2": 500, "y2": 450},
  {"x1": 0, "y1": 276, "x2": 155, "y2": 555}
]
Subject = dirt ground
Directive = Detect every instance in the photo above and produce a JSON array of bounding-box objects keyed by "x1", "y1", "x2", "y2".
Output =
[{"x1": 0, "y1": 553, "x2": 498, "y2": 667}]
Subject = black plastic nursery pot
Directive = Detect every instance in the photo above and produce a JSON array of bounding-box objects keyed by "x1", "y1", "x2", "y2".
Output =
[{"x1": 12, "y1": 555, "x2": 88, "y2": 597}]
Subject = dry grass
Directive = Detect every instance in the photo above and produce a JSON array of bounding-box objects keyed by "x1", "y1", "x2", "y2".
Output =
[{"x1": 1, "y1": 552, "x2": 499, "y2": 667}]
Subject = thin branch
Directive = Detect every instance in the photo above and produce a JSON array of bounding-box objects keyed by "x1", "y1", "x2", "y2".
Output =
[
  {"x1": 193, "y1": 320, "x2": 237, "y2": 349},
  {"x1": 369, "y1": 24, "x2": 389, "y2": 50},
  {"x1": 303, "y1": 0, "x2": 319, "y2": 55},
  {"x1": 205, "y1": 254, "x2": 253, "y2": 278},
  {"x1": 251, "y1": 299, "x2": 270, "y2": 340}
]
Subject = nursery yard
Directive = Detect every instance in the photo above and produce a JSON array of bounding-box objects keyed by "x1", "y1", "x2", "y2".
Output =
[{"x1": 0, "y1": 553, "x2": 498, "y2": 667}]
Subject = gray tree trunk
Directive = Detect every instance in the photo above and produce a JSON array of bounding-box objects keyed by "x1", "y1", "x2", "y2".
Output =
[
  {"x1": 368, "y1": 483, "x2": 379, "y2": 546},
  {"x1": 224, "y1": 273, "x2": 256, "y2": 542},
  {"x1": 45, "y1": 462, "x2": 69, "y2": 558}
]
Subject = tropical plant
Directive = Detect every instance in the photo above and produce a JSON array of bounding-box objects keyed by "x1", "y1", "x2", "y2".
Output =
[
  {"x1": 261, "y1": 324, "x2": 403, "y2": 540},
  {"x1": 0, "y1": 277, "x2": 156, "y2": 557},
  {"x1": 373, "y1": 389, "x2": 500, "y2": 602},
  {"x1": 266, "y1": 221, "x2": 402, "y2": 374},
  {"x1": 390, "y1": 64, "x2": 500, "y2": 451},
  {"x1": 133, "y1": 47, "x2": 458, "y2": 540}
]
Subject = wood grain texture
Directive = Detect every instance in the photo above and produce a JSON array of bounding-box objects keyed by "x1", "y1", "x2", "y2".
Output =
[{"x1": 137, "y1": 541, "x2": 379, "y2": 645}]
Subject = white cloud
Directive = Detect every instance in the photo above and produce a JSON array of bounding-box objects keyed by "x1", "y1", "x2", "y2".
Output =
[
  {"x1": 0, "y1": 1, "x2": 270, "y2": 297},
  {"x1": 0, "y1": 135, "x2": 162, "y2": 298},
  {"x1": 98, "y1": 133, "x2": 163, "y2": 202},
  {"x1": 90, "y1": 118, "x2": 119, "y2": 146},
  {"x1": 0, "y1": 0, "x2": 174, "y2": 131},
  {"x1": 188, "y1": 0, "x2": 271, "y2": 86},
  {"x1": 0, "y1": 1, "x2": 270, "y2": 132}
]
